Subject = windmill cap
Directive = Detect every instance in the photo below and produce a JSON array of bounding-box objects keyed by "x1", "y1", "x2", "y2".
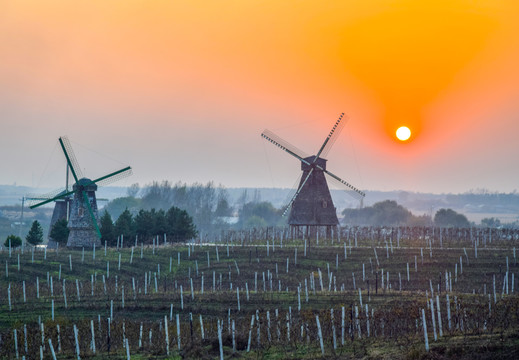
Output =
[
  {"x1": 73, "y1": 178, "x2": 98, "y2": 191},
  {"x1": 302, "y1": 156, "x2": 327, "y2": 171}
]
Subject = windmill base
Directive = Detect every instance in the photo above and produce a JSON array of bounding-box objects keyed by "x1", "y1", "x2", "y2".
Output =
[
  {"x1": 67, "y1": 229, "x2": 101, "y2": 248},
  {"x1": 47, "y1": 240, "x2": 59, "y2": 249},
  {"x1": 290, "y1": 225, "x2": 337, "y2": 241}
]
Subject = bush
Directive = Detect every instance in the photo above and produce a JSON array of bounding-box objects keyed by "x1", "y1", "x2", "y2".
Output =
[
  {"x1": 49, "y1": 218, "x2": 70, "y2": 246},
  {"x1": 4, "y1": 234, "x2": 22, "y2": 248}
]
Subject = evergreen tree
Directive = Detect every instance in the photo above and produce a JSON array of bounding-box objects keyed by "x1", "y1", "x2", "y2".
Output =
[
  {"x1": 100, "y1": 211, "x2": 116, "y2": 246},
  {"x1": 50, "y1": 219, "x2": 69, "y2": 246},
  {"x1": 114, "y1": 209, "x2": 134, "y2": 243},
  {"x1": 166, "y1": 206, "x2": 197, "y2": 241},
  {"x1": 26, "y1": 220, "x2": 44, "y2": 246},
  {"x1": 4, "y1": 235, "x2": 22, "y2": 248},
  {"x1": 152, "y1": 209, "x2": 168, "y2": 238},
  {"x1": 134, "y1": 209, "x2": 153, "y2": 241}
]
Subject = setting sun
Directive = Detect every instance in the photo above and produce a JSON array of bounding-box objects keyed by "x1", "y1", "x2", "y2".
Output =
[{"x1": 396, "y1": 126, "x2": 411, "y2": 141}]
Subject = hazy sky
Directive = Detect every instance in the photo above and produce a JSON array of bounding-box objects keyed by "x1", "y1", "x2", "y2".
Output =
[{"x1": 1, "y1": 0, "x2": 519, "y2": 194}]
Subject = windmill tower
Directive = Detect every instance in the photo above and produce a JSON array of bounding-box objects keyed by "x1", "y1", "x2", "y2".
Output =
[
  {"x1": 27, "y1": 192, "x2": 72, "y2": 249},
  {"x1": 27, "y1": 164, "x2": 73, "y2": 248},
  {"x1": 261, "y1": 113, "x2": 365, "y2": 237},
  {"x1": 29, "y1": 137, "x2": 132, "y2": 248}
]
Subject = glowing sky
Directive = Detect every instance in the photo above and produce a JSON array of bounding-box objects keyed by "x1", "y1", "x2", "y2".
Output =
[{"x1": 1, "y1": 0, "x2": 519, "y2": 194}]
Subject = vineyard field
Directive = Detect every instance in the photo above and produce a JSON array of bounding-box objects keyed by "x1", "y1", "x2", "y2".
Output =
[{"x1": 0, "y1": 227, "x2": 518, "y2": 359}]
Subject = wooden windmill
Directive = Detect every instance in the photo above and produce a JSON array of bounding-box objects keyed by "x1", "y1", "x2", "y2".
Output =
[
  {"x1": 261, "y1": 113, "x2": 365, "y2": 237},
  {"x1": 29, "y1": 137, "x2": 132, "y2": 248}
]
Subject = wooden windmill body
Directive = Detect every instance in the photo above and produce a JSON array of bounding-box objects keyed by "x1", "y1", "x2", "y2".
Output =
[
  {"x1": 288, "y1": 156, "x2": 338, "y2": 227},
  {"x1": 29, "y1": 137, "x2": 132, "y2": 248},
  {"x1": 262, "y1": 113, "x2": 365, "y2": 237}
]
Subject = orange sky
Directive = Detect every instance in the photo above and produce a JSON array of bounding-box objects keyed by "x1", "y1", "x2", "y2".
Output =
[{"x1": 1, "y1": 0, "x2": 519, "y2": 196}]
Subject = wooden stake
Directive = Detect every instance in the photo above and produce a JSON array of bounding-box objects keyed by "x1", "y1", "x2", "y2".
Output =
[
  {"x1": 218, "y1": 319, "x2": 224, "y2": 360},
  {"x1": 316, "y1": 315, "x2": 324, "y2": 355},
  {"x1": 422, "y1": 309, "x2": 429, "y2": 352},
  {"x1": 73, "y1": 324, "x2": 80, "y2": 360},
  {"x1": 164, "y1": 316, "x2": 170, "y2": 356}
]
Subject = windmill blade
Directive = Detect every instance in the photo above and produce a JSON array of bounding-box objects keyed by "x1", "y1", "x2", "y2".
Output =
[
  {"x1": 261, "y1": 130, "x2": 311, "y2": 165},
  {"x1": 316, "y1": 113, "x2": 348, "y2": 159},
  {"x1": 28, "y1": 189, "x2": 75, "y2": 209},
  {"x1": 321, "y1": 167, "x2": 365, "y2": 199},
  {"x1": 282, "y1": 168, "x2": 314, "y2": 216},
  {"x1": 280, "y1": 173, "x2": 303, "y2": 212},
  {"x1": 82, "y1": 190, "x2": 101, "y2": 238},
  {"x1": 92, "y1": 166, "x2": 132, "y2": 187},
  {"x1": 26, "y1": 188, "x2": 66, "y2": 205},
  {"x1": 321, "y1": 114, "x2": 348, "y2": 158},
  {"x1": 59, "y1": 137, "x2": 83, "y2": 183},
  {"x1": 326, "y1": 174, "x2": 365, "y2": 202}
]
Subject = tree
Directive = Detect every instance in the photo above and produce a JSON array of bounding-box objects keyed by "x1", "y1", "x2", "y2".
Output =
[
  {"x1": 127, "y1": 183, "x2": 140, "y2": 198},
  {"x1": 481, "y1": 217, "x2": 501, "y2": 228},
  {"x1": 114, "y1": 209, "x2": 135, "y2": 243},
  {"x1": 50, "y1": 219, "x2": 70, "y2": 246},
  {"x1": 245, "y1": 215, "x2": 267, "y2": 228},
  {"x1": 141, "y1": 181, "x2": 219, "y2": 233},
  {"x1": 166, "y1": 206, "x2": 197, "y2": 241},
  {"x1": 103, "y1": 196, "x2": 141, "y2": 221},
  {"x1": 214, "y1": 193, "x2": 233, "y2": 217},
  {"x1": 100, "y1": 211, "x2": 116, "y2": 246},
  {"x1": 342, "y1": 200, "x2": 425, "y2": 226},
  {"x1": 134, "y1": 209, "x2": 154, "y2": 240},
  {"x1": 434, "y1": 208, "x2": 470, "y2": 228},
  {"x1": 26, "y1": 220, "x2": 44, "y2": 246},
  {"x1": 4, "y1": 235, "x2": 22, "y2": 248},
  {"x1": 371, "y1": 200, "x2": 412, "y2": 225},
  {"x1": 152, "y1": 209, "x2": 168, "y2": 237}
]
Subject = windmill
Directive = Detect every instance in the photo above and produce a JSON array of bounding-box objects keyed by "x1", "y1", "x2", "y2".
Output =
[
  {"x1": 261, "y1": 113, "x2": 365, "y2": 237},
  {"x1": 29, "y1": 137, "x2": 132, "y2": 248}
]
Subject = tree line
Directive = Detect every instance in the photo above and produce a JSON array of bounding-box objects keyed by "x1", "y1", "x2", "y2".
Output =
[
  {"x1": 342, "y1": 200, "x2": 472, "y2": 227},
  {"x1": 104, "y1": 181, "x2": 232, "y2": 234},
  {"x1": 103, "y1": 181, "x2": 284, "y2": 233},
  {"x1": 5, "y1": 184, "x2": 507, "y2": 248},
  {"x1": 98, "y1": 206, "x2": 197, "y2": 246},
  {"x1": 3, "y1": 206, "x2": 197, "y2": 248}
]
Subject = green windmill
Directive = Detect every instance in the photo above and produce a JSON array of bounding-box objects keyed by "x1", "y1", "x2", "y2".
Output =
[{"x1": 29, "y1": 137, "x2": 132, "y2": 248}]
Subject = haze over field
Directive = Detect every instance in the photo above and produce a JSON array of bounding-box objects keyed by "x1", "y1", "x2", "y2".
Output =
[{"x1": 1, "y1": 1, "x2": 519, "y2": 194}]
